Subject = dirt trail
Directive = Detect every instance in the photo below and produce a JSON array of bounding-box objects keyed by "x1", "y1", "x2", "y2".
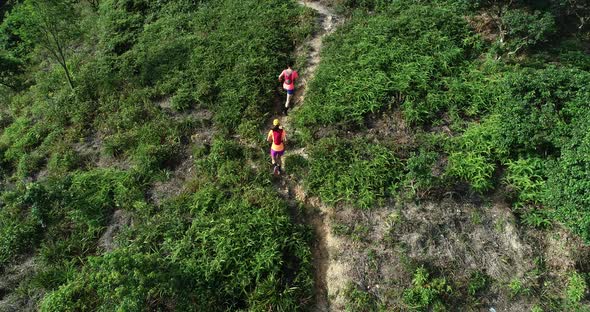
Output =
[
  {"x1": 295, "y1": 1, "x2": 336, "y2": 105},
  {"x1": 271, "y1": 1, "x2": 343, "y2": 311},
  {"x1": 273, "y1": 0, "x2": 338, "y2": 123}
]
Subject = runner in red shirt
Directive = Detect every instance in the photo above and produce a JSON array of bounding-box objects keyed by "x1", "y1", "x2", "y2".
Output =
[
  {"x1": 278, "y1": 64, "x2": 299, "y2": 115},
  {"x1": 267, "y1": 119, "x2": 287, "y2": 175}
]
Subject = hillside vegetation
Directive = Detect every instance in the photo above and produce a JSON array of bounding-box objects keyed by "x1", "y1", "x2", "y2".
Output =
[
  {"x1": 0, "y1": 0, "x2": 315, "y2": 310},
  {"x1": 298, "y1": 1, "x2": 590, "y2": 233},
  {"x1": 291, "y1": 0, "x2": 590, "y2": 310},
  {"x1": 1, "y1": 0, "x2": 590, "y2": 311}
]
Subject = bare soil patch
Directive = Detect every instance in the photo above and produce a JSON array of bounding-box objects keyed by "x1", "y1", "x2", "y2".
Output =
[
  {"x1": 315, "y1": 191, "x2": 590, "y2": 310},
  {"x1": 149, "y1": 150, "x2": 197, "y2": 206},
  {"x1": 467, "y1": 12, "x2": 500, "y2": 43},
  {"x1": 98, "y1": 209, "x2": 133, "y2": 252},
  {"x1": 0, "y1": 258, "x2": 40, "y2": 312}
]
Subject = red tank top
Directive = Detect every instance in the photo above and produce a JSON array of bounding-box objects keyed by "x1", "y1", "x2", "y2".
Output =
[{"x1": 272, "y1": 129, "x2": 284, "y2": 145}]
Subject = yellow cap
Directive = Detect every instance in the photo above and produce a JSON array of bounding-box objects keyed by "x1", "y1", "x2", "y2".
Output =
[{"x1": 273, "y1": 119, "x2": 280, "y2": 126}]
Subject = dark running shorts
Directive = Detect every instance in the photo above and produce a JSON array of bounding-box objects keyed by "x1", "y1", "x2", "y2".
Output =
[{"x1": 270, "y1": 149, "x2": 285, "y2": 158}]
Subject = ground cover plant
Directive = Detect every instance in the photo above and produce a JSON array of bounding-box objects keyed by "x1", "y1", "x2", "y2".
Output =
[
  {"x1": 306, "y1": 137, "x2": 401, "y2": 209},
  {"x1": 0, "y1": 0, "x2": 315, "y2": 310},
  {"x1": 1, "y1": 0, "x2": 590, "y2": 310},
  {"x1": 40, "y1": 155, "x2": 313, "y2": 311},
  {"x1": 291, "y1": 0, "x2": 590, "y2": 309}
]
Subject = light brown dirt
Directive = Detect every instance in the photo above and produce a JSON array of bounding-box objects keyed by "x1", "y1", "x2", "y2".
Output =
[
  {"x1": 149, "y1": 152, "x2": 197, "y2": 206},
  {"x1": 268, "y1": 1, "x2": 345, "y2": 311},
  {"x1": 0, "y1": 258, "x2": 40, "y2": 312},
  {"x1": 98, "y1": 209, "x2": 133, "y2": 252}
]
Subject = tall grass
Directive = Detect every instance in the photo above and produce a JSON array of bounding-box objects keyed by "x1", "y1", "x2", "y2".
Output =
[
  {"x1": 306, "y1": 137, "x2": 400, "y2": 209},
  {"x1": 294, "y1": 1, "x2": 478, "y2": 129},
  {"x1": 0, "y1": 0, "x2": 315, "y2": 309}
]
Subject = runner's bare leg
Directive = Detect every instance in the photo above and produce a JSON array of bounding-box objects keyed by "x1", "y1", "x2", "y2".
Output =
[{"x1": 285, "y1": 94, "x2": 292, "y2": 108}]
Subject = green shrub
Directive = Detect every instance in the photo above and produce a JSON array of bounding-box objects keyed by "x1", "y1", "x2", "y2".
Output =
[
  {"x1": 503, "y1": 157, "x2": 545, "y2": 206},
  {"x1": 0, "y1": 214, "x2": 40, "y2": 269},
  {"x1": 343, "y1": 283, "x2": 380, "y2": 312},
  {"x1": 132, "y1": 142, "x2": 179, "y2": 176},
  {"x1": 508, "y1": 278, "x2": 531, "y2": 297},
  {"x1": 236, "y1": 119, "x2": 261, "y2": 146},
  {"x1": 445, "y1": 115, "x2": 507, "y2": 192},
  {"x1": 403, "y1": 266, "x2": 452, "y2": 311},
  {"x1": 545, "y1": 115, "x2": 590, "y2": 242},
  {"x1": 28, "y1": 261, "x2": 78, "y2": 292},
  {"x1": 102, "y1": 131, "x2": 137, "y2": 157},
  {"x1": 39, "y1": 279, "x2": 94, "y2": 312},
  {"x1": 500, "y1": 9, "x2": 556, "y2": 55},
  {"x1": 531, "y1": 305, "x2": 544, "y2": 312},
  {"x1": 170, "y1": 87, "x2": 194, "y2": 112},
  {"x1": 47, "y1": 148, "x2": 83, "y2": 176},
  {"x1": 294, "y1": 1, "x2": 479, "y2": 129},
  {"x1": 503, "y1": 157, "x2": 552, "y2": 228},
  {"x1": 0, "y1": 116, "x2": 49, "y2": 162},
  {"x1": 307, "y1": 137, "x2": 400, "y2": 209},
  {"x1": 467, "y1": 271, "x2": 489, "y2": 297},
  {"x1": 497, "y1": 67, "x2": 590, "y2": 155},
  {"x1": 15, "y1": 151, "x2": 45, "y2": 179},
  {"x1": 566, "y1": 272, "x2": 587, "y2": 304},
  {"x1": 402, "y1": 149, "x2": 438, "y2": 197},
  {"x1": 284, "y1": 154, "x2": 308, "y2": 178}
]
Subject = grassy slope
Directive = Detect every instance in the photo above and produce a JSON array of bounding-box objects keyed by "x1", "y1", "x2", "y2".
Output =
[
  {"x1": 291, "y1": 0, "x2": 590, "y2": 310},
  {"x1": 0, "y1": 0, "x2": 316, "y2": 310},
  {"x1": 1, "y1": 0, "x2": 590, "y2": 310}
]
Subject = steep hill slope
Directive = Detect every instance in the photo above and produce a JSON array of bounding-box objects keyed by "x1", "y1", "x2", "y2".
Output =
[
  {"x1": 0, "y1": 0, "x2": 589, "y2": 311},
  {"x1": 286, "y1": 0, "x2": 590, "y2": 310},
  {"x1": 0, "y1": 1, "x2": 317, "y2": 310}
]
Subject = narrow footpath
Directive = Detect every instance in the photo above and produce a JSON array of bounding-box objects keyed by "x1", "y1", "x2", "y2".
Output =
[{"x1": 270, "y1": 1, "x2": 343, "y2": 311}]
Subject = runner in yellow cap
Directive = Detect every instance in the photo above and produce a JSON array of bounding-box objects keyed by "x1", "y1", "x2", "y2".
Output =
[{"x1": 267, "y1": 119, "x2": 287, "y2": 175}]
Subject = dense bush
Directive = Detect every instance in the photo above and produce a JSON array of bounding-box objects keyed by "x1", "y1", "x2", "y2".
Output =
[
  {"x1": 497, "y1": 8, "x2": 556, "y2": 55},
  {"x1": 0, "y1": 0, "x2": 315, "y2": 309},
  {"x1": 306, "y1": 137, "x2": 400, "y2": 209},
  {"x1": 401, "y1": 148, "x2": 440, "y2": 198},
  {"x1": 40, "y1": 162, "x2": 313, "y2": 311},
  {"x1": 294, "y1": 1, "x2": 479, "y2": 129},
  {"x1": 497, "y1": 67, "x2": 590, "y2": 156},
  {"x1": 545, "y1": 114, "x2": 590, "y2": 241},
  {"x1": 445, "y1": 115, "x2": 507, "y2": 192}
]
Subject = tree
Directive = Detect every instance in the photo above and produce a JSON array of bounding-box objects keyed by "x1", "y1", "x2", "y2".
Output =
[{"x1": 9, "y1": 0, "x2": 80, "y2": 89}]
